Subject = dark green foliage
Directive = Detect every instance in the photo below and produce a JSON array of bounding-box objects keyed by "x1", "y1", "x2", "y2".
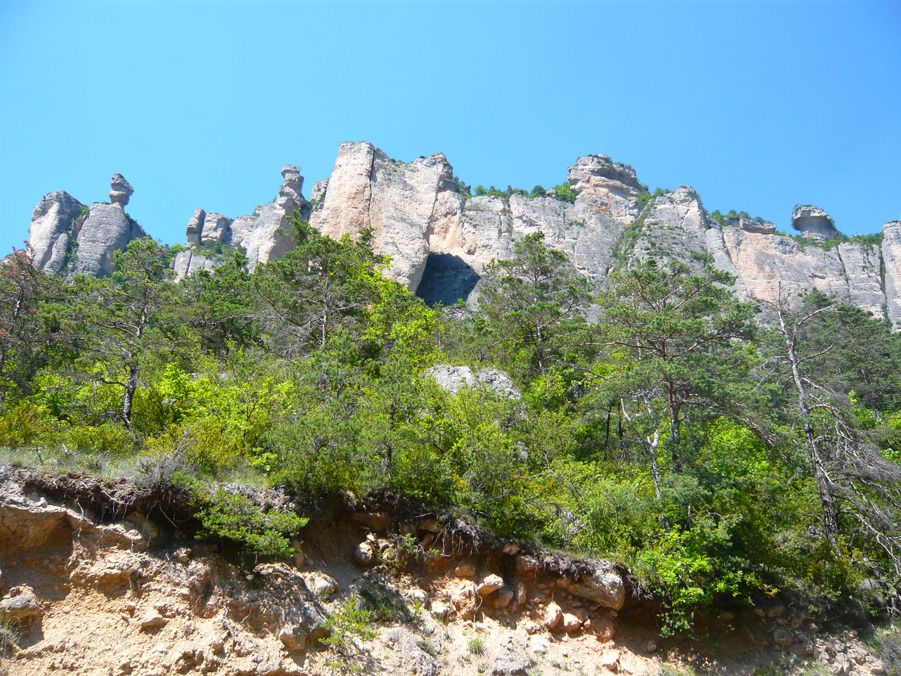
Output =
[
  {"x1": 193, "y1": 485, "x2": 307, "y2": 558},
  {"x1": 552, "y1": 182, "x2": 576, "y2": 203}
]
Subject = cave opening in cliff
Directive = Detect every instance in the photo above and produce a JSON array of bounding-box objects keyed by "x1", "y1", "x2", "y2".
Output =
[{"x1": 415, "y1": 253, "x2": 481, "y2": 306}]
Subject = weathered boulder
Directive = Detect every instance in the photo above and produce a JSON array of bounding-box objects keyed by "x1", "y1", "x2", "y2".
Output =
[
  {"x1": 426, "y1": 365, "x2": 520, "y2": 398},
  {"x1": 0, "y1": 586, "x2": 42, "y2": 622},
  {"x1": 567, "y1": 563, "x2": 626, "y2": 611}
]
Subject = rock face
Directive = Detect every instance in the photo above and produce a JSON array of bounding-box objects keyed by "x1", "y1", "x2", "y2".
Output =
[
  {"x1": 230, "y1": 165, "x2": 309, "y2": 269},
  {"x1": 24, "y1": 146, "x2": 900, "y2": 329},
  {"x1": 28, "y1": 175, "x2": 144, "y2": 276},
  {"x1": 28, "y1": 191, "x2": 86, "y2": 274},
  {"x1": 310, "y1": 142, "x2": 454, "y2": 290},
  {"x1": 883, "y1": 221, "x2": 901, "y2": 327}
]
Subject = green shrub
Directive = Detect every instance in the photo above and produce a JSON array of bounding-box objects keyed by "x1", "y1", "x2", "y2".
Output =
[
  {"x1": 63, "y1": 422, "x2": 137, "y2": 455},
  {"x1": 320, "y1": 597, "x2": 377, "y2": 649},
  {"x1": 194, "y1": 486, "x2": 307, "y2": 559},
  {"x1": 552, "y1": 183, "x2": 576, "y2": 203},
  {"x1": 0, "y1": 403, "x2": 58, "y2": 448}
]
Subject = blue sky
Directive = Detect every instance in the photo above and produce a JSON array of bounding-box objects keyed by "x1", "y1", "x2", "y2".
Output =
[{"x1": 1, "y1": 0, "x2": 899, "y2": 254}]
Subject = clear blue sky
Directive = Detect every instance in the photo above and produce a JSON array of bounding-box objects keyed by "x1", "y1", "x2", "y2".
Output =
[{"x1": 2, "y1": 1, "x2": 900, "y2": 254}]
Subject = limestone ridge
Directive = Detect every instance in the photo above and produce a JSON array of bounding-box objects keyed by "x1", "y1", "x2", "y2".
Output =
[
  {"x1": 25, "y1": 143, "x2": 901, "y2": 328},
  {"x1": 172, "y1": 165, "x2": 310, "y2": 279},
  {"x1": 27, "y1": 174, "x2": 144, "y2": 277}
]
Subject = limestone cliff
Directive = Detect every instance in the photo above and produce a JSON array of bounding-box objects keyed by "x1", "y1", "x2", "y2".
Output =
[{"x1": 25, "y1": 144, "x2": 901, "y2": 328}]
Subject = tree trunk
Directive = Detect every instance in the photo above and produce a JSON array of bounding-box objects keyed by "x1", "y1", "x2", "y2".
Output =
[
  {"x1": 777, "y1": 306, "x2": 840, "y2": 549},
  {"x1": 122, "y1": 359, "x2": 139, "y2": 429}
]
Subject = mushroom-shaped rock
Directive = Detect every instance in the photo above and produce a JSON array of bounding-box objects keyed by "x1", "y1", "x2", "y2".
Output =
[
  {"x1": 791, "y1": 204, "x2": 840, "y2": 240},
  {"x1": 109, "y1": 173, "x2": 134, "y2": 206}
]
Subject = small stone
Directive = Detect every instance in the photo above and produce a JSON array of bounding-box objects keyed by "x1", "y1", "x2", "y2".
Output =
[
  {"x1": 562, "y1": 612, "x2": 582, "y2": 634},
  {"x1": 593, "y1": 616, "x2": 616, "y2": 642},
  {"x1": 455, "y1": 562, "x2": 476, "y2": 578},
  {"x1": 0, "y1": 587, "x2": 42, "y2": 622},
  {"x1": 599, "y1": 650, "x2": 621, "y2": 672},
  {"x1": 646, "y1": 641, "x2": 658, "y2": 654},
  {"x1": 353, "y1": 540, "x2": 376, "y2": 566},
  {"x1": 772, "y1": 627, "x2": 793, "y2": 647},
  {"x1": 278, "y1": 627, "x2": 306, "y2": 654},
  {"x1": 430, "y1": 600, "x2": 452, "y2": 620},
  {"x1": 543, "y1": 602, "x2": 563, "y2": 630},
  {"x1": 529, "y1": 635, "x2": 550, "y2": 655},
  {"x1": 804, "y1": 643, "x2": 816, "y2": 657},
  {"x1": 477, "y1": 574, "x2": 505, "y2": 596},
  {"x1": 492, "y1": 587, "x2": 515, "y2": 609},
  {"x1": 502, "y1": 544, "x2": 519, "y2": 555},
  {"x1": 139, "y1": 610, "x2": 167, "y2": 631},
  {"x1": 515, "y1": 556, "x2": 540, "y2": 578},
  {"x1": 511, "y1": 581, "x2": 528, "y2": 611}
]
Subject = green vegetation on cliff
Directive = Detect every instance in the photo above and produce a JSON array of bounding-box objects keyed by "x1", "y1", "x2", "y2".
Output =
[{"x1": 0, "y1": 218, "x2": 898, "y2": 635}]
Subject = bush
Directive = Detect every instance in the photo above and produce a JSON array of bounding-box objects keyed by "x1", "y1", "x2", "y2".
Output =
[
  {"x1": 0, "y1": 403, "x2": 58, "y2": 448},
  {"x1": 552, "y1": 183, "x2": 576, "y2": 203},
  {"x1": 193, "y1": 486, "x2": 307, "y2": 559},
  {"x1": 63, "y1": 422, "x2": 137, "y2": 455}
]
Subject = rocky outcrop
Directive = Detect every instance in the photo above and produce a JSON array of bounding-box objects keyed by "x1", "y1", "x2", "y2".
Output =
[
  {"x1": 185, "y1": 209, "x2": 233, "y2": 245},
  {"x1": 70, "y1": 203, "x2": 143, "y2": 276},
  {"x1": 174, "y1": 166, "x2": 309, "y2": 279},
  {"x1": 720, "y1": 227, "x2": 885, "y2": 316},
  {"x1": 792, "y1": 204, "x2": 840, "y2": 240},
  {"x1": 426, "y1": 365, "x2": 521, "y2": 398},
  {"x1": 231, "y1": 165, "x2": 309, "y2": 269},
  {"x1": 27, "y1": 175, "x2": 144, "y2": 277},
  {"x1": 28, "y1": 192, "x2": 86, "y2": 274}
]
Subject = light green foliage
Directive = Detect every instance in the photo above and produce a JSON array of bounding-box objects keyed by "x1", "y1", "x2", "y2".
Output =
[
  {"x1": 320, "y1": 597, "x2": 377, "y2": 648},
  {"x1": 193, "y1": 485, "x2": 307, "y2": 559}
]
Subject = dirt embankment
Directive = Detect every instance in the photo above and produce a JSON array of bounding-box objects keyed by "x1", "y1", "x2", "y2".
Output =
[{"x1": 0, "y1": 467, "x2": 894, "y2": 675}]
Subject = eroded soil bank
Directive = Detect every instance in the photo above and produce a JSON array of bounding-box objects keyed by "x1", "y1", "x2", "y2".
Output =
[{"x1": 0, "y1": 467, "x2": 895, "y2": 675}]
